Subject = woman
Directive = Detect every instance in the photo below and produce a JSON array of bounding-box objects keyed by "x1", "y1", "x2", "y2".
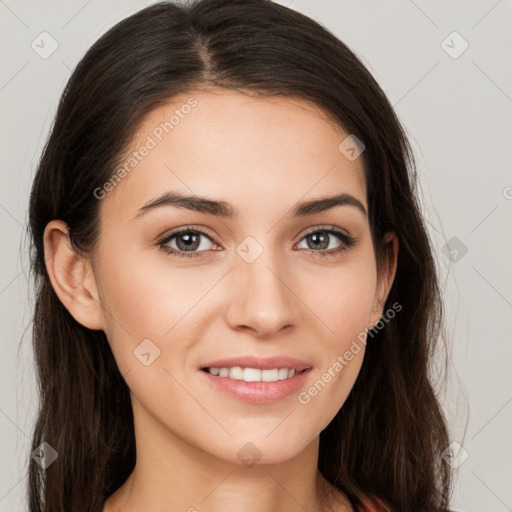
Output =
[{"x1": 27, "y1": 0, "x2": 452, "y2": 510}]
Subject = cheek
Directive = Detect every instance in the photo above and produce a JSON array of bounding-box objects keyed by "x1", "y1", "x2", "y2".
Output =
[
  {"x1": 296, "y1": 261, "x2": 375, "y2": 418},
  {"x1": 96, "y1": 248, "x2": 224, "y2": 369},
  {"x1": 303, "y1": 258, "x2": 377, "y2": 340},
  {"x1": 99, "y1": 248, "x2": 187, "y2": 326}
]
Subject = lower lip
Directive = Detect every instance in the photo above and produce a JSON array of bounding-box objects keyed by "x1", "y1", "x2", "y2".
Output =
[{"x1": 200, "y1": 368, "x2": 312, "y2": 404}]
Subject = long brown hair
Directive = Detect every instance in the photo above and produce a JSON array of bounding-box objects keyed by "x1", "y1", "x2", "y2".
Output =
[{"x1": 27, "y1": 1, "x2": 452, "y2": 510}]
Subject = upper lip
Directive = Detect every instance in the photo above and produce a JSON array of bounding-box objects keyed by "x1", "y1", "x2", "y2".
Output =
[{"x1": 200, "y1": 355, "x2": 312, "y2": 372}]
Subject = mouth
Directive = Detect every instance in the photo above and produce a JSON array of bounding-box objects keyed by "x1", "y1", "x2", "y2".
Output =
[
  {"x1": 201, "y1": 366, "x2": 309, "y2": 382},
  {"x1": 199, "y1": 355, "x2": 312, "y2": 381},
  {"x1": 199, "y1": 355, "x2": 313, "y2": 404},
  {"x1": 202, "y1": 366, "x2": 308, "y2": 382}
]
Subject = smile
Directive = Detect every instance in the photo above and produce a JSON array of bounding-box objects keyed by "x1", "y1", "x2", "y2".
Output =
[{"x1": 202, "y1": 366, "x2": 308, "y2": 382}]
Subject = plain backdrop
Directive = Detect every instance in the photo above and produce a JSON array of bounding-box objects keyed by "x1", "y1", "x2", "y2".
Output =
[{"x1": 1, "y1": 1, "x2": 511, "y2": 511}]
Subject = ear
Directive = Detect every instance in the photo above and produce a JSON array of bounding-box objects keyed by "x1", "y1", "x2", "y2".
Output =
[
  {"x1": 43, "y1": 219, "x2": 105, "y2": 331},
  {"x1": 368, "y1": 231, "x2": 399, "y2": 329}
]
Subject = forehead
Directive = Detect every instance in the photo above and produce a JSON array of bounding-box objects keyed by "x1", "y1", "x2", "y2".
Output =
[{"x1": 101, "y1": 89, "x2": 367, "y2": 222}]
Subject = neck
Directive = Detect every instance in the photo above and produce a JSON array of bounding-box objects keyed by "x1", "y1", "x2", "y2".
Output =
[{"x1": 103, "y1": 395, "x2": 352, "y2": 512}]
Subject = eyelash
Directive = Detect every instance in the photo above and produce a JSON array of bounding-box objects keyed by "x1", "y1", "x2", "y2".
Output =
[{"x1": 156, "y1": 225, "x2": 357, "y2": 260}]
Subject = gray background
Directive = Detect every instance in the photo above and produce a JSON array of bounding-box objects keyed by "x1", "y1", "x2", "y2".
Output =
[{"x1": 1, "y1": 0, "x2": 511, "y2": 510}]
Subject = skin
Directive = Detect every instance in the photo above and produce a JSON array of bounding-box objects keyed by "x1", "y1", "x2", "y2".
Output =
[{"x1": 43, "y1": 89, "x2": 398, "y2": 512}]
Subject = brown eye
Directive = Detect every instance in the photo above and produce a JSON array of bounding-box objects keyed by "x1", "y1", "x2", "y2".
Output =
[
  {"x1": 158, "y1": 228, "x2": 218, "y2": 259},
  {"x1": 296, "y1": 227, "x2": 357, "y2": 257},
  {"x1": 302, "y1": 231, "x2": 333, "y2": 251}
]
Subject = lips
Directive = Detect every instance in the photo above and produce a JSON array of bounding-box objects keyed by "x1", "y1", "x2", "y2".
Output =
[
  {"x1": 200, "y1": 364, "x2": 312, "y2": 404},
  {"x1": 199, "y1": 355, "x2": 313, "y2": 404}
]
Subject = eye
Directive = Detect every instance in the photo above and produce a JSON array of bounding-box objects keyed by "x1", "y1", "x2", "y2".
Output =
[
  {"x1": 157, "y1": 225, "x2": 357, "y2": 260},
  {"x1": 295, "y1": 226, "x2": 357, "y2": 257},
  {"x1": 157, "y1": 227, "x2": 219, "y2": 259}
]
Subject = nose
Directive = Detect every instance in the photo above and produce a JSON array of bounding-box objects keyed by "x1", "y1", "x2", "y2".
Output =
[{"x1": 224, "y1": 249, "x2": 299, "y2": 339}]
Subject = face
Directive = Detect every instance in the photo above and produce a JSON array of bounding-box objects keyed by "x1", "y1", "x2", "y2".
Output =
[{"x1": 85, "y1": 89, "x2": 395, "y2": 465}]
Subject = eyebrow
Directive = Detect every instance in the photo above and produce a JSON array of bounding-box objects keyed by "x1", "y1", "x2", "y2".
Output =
[{"x1": 133, "y1": 191, "x2": 367, "y2": 220}]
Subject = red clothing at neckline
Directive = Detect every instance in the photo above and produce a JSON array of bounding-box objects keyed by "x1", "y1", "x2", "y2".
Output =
[{"x1": 358, "y1": 495, "x2": 391, "y2": 512}]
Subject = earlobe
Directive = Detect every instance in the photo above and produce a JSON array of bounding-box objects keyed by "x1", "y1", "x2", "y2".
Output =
[
  {"x1": 43, "y1": 219, "x2": 105, "y2": 331},
  {"x1": 369, "y1": 231, "x2": 399, "y2": 328}
]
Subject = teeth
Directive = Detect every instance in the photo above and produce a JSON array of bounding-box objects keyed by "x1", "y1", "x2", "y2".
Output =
[
  {"x1": 278, "y1": 368, "x2": 289, "y2": 380},
  {"x1": 206, "y1": 366, "x2": 301, "y2": 382},
  {"x1": 245, "y1": 367, "x2": 263, "y2": 382},
  {"x1": 229, "y1": 367, "x2": 244, "y2": 380},
  {"x1": 261, "y1": 369, "x2": 278, "y2": 382}
]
